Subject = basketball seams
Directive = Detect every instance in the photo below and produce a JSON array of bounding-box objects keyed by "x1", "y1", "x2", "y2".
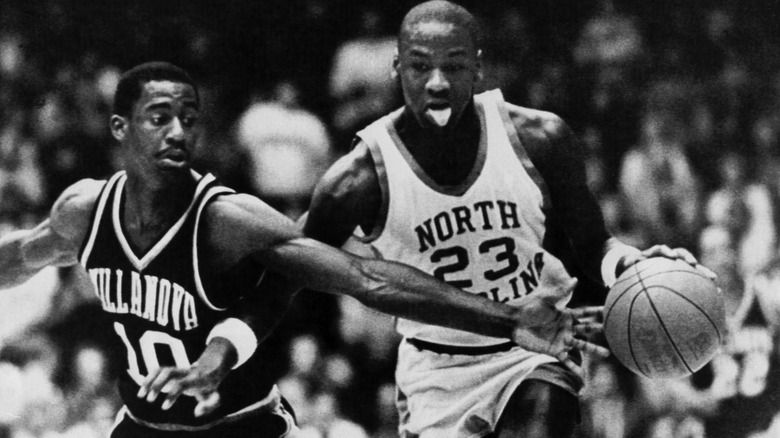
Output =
[
  {"x1": 626, "y1": 292, "x2": 650, "y2": 379},
  {"x1": 603, "y1": 278, "x2": 644, "y2": 330},
  {"x1": 641, "y1": 285, "x2": 694, "y2": 376},
  {"x1": 646, "y1": 285, "x2": 724, "y2": 344}
]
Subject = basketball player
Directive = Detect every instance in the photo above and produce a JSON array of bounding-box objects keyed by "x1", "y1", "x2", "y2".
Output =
[
  {"x1": 0, "y1": 62, "x2": 606, "y2": 437},
  {"x1": 302, "y1": 2, "x2": 709, "y2": 437}
]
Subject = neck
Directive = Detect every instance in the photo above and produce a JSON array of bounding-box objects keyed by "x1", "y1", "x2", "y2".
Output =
[
  {"x1": 398, "y1": 101, "x2": 481, "y2": 185},
  {"x1": 122, "y1": 170, "x2": 197, "y2": 231}
]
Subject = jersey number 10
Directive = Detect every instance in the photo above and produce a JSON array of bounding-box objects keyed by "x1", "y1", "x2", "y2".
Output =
[{"x1": 114, "y1": 322, "x2": 191, "y2": 386}]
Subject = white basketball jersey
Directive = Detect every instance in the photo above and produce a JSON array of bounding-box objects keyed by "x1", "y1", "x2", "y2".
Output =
[{"x1": 359, "y1": 89, "x2": 569, "y2": 347}]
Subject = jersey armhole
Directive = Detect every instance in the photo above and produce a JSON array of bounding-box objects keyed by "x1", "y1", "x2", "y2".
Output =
[
  {"x1": 193, "y1": 181, "x2": 237, "y2": 311},
  {"x1": 355, "y1": 131, "x2": 390, "y2": 244},
  {"x1": 494, "y1": 94, "x2": 552, "y2": 212}
]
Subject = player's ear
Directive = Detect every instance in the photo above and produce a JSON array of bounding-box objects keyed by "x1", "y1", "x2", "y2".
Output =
[
  {"x1": 111, "y1": 115, "x2": 128, "y2": 142},
  {"x1": 391, "y1": 49, "x2": 400, "y2": 81},
  {"x1": 475, "y1": 49, "x2": 484, "y2": 83}
]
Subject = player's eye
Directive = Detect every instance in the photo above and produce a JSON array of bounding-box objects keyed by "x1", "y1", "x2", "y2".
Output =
[
  {"x1": 411, "y1": 62, "x2": 431, "y2": 72},
  {"x1": 443, "y1": 64, "x2": 466, "y2": 73},
  {"x1": 150, "y1": 114, "x2": 171, "y2": 126},
  {"x1": 180, "y1": 115, "x2": 199, "y2": 127}
]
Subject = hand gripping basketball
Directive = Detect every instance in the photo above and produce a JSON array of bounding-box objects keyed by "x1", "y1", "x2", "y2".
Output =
[{"x1": 511, "y1": 255, "x2": 610, "y2": 377}]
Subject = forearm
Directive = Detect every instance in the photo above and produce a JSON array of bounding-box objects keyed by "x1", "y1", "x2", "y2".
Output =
[
  {"x1": 352, "y1": 258, "x2": 519, "y2": 339},
  {"x1": 267, "y1": 238, "x2": 518, "y2": 339},
  {"x1": 0, "y1": 230, "x2": 41, "y2": 289},
  {"x1": 198, "y1": 336, "x2": 238, "y2": 375}
]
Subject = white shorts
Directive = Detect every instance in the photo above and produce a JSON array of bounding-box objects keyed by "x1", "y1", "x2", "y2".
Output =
[{"x1": 395, "y1": 339, "x2": 581, "y2": 438}]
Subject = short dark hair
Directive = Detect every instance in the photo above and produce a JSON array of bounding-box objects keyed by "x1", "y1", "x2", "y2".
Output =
[
  {"x1": 113, "y1": 62, "x2": 199, "y2": 116},
  {"x1": 399, "y1": 1, "x2": 480, "y2": 51}
]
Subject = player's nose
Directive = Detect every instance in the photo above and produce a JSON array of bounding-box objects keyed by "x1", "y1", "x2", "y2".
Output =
[
  {"x1": 426, "y1": 69, "x2": 450, "y2": 93},
  {"x1": 166, "y1": 117, "x2": 186, "y2": 143}
]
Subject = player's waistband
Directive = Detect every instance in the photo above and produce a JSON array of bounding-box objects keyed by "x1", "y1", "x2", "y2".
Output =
[
  {"x1": 118, "y1": 385, "x2": 292, "y2": 433},
  {"x1": 406, "y1": 338, "x2": 517, "y2": 356}
]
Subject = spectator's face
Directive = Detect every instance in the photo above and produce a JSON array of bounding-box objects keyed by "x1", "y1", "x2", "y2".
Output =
[
  {"x1": 111, "y1": 80, "x2": 199, "y2": 175},
  {"x1": 395, "y1": 20, "x2": 481, "y2": 131}
]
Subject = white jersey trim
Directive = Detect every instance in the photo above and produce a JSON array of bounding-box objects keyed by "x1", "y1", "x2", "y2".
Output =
[
  {"x1": 192, "y1": 183, "x2": 236, "y2": 311},
  {"x1": 492, "y1": 89, "x2": 551, "y2": 210},
  {"x1": 111, "y1": 173, "x2": 215, "y2": 272},
  {"x1": 79, "y1": 171, "x2": 124, "y2": 267}
]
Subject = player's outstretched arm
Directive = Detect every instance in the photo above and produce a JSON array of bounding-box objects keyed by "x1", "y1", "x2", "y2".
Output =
[
  {"x1": 265, "y1": 236, "x2": 609, "y2": 376},
  {"x1": 210, "y1": 193, "x2": 606, "y2": 360},
  {"x1": 0, "y1": 179, "x2": 99, "y2": 289}
]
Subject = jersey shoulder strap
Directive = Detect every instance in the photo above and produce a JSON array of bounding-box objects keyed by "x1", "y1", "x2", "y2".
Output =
[{"x1": 78, "y1": 171, "x2": 126, "y2": 265}]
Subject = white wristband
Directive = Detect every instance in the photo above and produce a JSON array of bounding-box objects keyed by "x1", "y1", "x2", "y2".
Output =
[
  {"x1": 206, "y1": 318, "x2": 258, "y2": 369},
  {"x1": 601, "y1": 244, "x2": 641, "y2": 288}
]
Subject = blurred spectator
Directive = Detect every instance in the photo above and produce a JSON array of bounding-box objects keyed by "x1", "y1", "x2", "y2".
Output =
[
  {"x1": 328, "y1": 6, "x2": 399, "y2": 149},
  {"x1": 618, "y1": 101, "x2": 704, "y2": 249},
  {"x1": 235, "y1": 82, "x2": 334, "y2": 219},
  {"x1": 58, "y1": 343, "x2": 121, "y2": 438},
  {"x1": 278, "y1": 335, "x2": 370, "y2": 438},
  {"x1": 705, "y1": 153, "x2": 775, "y2": 281},
  {"x1": 297, "y1": 391, "x2": 369, "y2": 438},
  {"x1": 0, "y1": 331, "x2": 67, "y2": 437},
  {"x1": 478, "y1": 6, "x2": 534, "y2": 103},
  {"x1": 573, "y1": 3, "x2": 644, "y2": 69},
  {"x1": 0, "y1": 111, "x2": 46, "y2": 222}
]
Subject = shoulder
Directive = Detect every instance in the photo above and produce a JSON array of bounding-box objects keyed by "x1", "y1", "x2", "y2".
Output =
[
  {"x1": 315, "y1": 141, "x2": 379, "y2": 199},
  {"x1": 49, "y1": 178, "x2": 105, "y2": 242},
  {"x1": 505, "y1": 103, "x2": 572, "y2": 144},
  {"x1": 310, "y1": 140, "x2": 381, "y2": 220},
  {"x1": 503, "y1": 102, "x2": 581, "y2": 168},
  {"x1": 306, "y1": 140, "x2": 383, "y2": 245}
]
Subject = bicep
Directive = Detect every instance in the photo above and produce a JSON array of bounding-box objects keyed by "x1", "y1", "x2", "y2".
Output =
[
  {"x1": 304, "y1": 143, "x2": 381, "y2": 248},
  {"x1": 516, "y1": 111, "x2": 611, "y2": 273}
]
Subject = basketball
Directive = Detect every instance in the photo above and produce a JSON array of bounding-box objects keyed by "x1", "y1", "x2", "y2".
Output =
[{"x1": 603, "y1": 257, "x2": 726, "y2": 379}]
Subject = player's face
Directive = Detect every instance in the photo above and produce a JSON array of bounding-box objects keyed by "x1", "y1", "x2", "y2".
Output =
[
  {"x1": 395, "y1": 20, "x2": 481, "y2": 131},
  {"x1": 112, "y1": 80, "x2": 200, "y2": 175}
]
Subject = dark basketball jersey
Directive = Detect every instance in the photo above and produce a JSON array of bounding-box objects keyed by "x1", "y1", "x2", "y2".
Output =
[{"x1": 79, "y1": 171, "x2": 275, "y2": 427}]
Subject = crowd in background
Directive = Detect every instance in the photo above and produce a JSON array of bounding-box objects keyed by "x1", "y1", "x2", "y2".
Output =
[{"x1": 1, "y1": 0, "x2": 780, "y2": 436}]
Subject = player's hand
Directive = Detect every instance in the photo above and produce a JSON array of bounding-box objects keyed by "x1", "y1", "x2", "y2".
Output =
[
  {"x1": 137, "y1": 365, "x2": 222, "y2": 417},
  {"x1": 621, "y1": 245, "x2": 717, "y2": 280},
  {"x1": 137, "y1": 337, "x2": 236, "y2": 417},
  {"x1": 511, "y1": 255, "x2": 610, "y2": 377}
]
